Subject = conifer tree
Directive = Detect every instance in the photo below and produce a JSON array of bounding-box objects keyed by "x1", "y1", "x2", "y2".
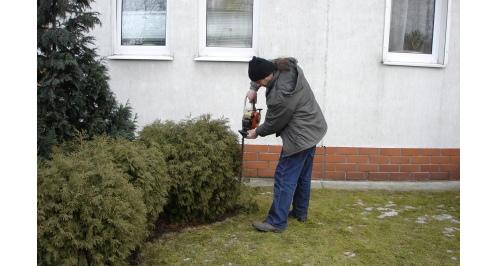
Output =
[{"x1": 37, "y1": 0, "x2": 137, "y2": 158}]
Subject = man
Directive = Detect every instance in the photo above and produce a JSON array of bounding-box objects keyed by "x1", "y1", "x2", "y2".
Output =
[{"x1": 246, "y1": 56, "x2": 327, "y2": 232}]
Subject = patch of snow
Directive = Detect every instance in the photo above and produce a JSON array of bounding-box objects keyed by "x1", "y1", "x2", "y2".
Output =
[
  {"x1": 404, "y1": 205, "x2": 417, "y2": 210},
  {"x1": 364, "y1": 207, "x2": 374, "y2": 211},
  {"x1": 416, "y1": 216, "x2": 427, "y2": 224},
  {"x1": 378, "y1": 210, "x2": 399, "y2": 219},
  {"x1": 433, "y1": 214, "x2": 454, "y2": 221},
  {"x1": 354, "y1": 199, "x2": 365, "y2": 206},
  {"x1": 377, "y1": 207, "x2": 392, "y2": 211},
  {"x1": 451, "y1": 257, "x2": 457, "y2": 260},
  {"x1": 385, "y1": 201, "x2": 396, "y2": 207},
  {"x1": 443, "y1": 227, "x2": 455, "y2": 233},
  {"x1": 344, "y1": 251, "x2": 356, "y2": 258},
  {"x1": 447, "y1": 250, "x2": 453, "y2": 253},
  {"x1": 183, "y1": 258, "x2": 191, "y2": 261},
  {"x1": 437, "y1": 204, "x2": 445, "y2": 208},
  {"x1": 443, "y1": 227, "x2": 459, "y2": 237}
]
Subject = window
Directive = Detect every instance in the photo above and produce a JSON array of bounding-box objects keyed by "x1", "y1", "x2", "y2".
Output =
[
  {"x1": 112, "y1": 0, "x2": 171, "y2": 59},
  {"x1": 382, "y1": 0, "x2": 451, "y2": 67},
  {"x1": 196, "y1": 0, "x2": 259, "y2": 61}
]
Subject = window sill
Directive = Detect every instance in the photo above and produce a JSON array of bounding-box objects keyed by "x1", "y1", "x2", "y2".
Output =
[
  {"x1": 107, "y1": 55, "x2": 174, "y2": 61},
  {"x1": 382, "y1": 61, "x2": 446, "y2": 68},
  {"x1": 194, "y1": 56, "x2": 252, "y2": 62}
]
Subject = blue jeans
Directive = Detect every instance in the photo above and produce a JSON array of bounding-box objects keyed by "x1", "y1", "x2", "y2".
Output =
[{"x1": 265, "y1": 146, "x2": 316, "y2": 229}]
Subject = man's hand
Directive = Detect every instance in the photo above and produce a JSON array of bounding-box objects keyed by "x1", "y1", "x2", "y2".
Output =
[
  {"x1": 246, "y1": 129, "x2": 258, "y2": 139},
  {"x1": 246, "y1": 89, "x2": 257, "y2": 104}
]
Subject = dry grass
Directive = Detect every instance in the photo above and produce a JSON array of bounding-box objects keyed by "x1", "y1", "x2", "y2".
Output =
[{"x1": 138, "y1": 187, "x2": 460, "y2": 265}]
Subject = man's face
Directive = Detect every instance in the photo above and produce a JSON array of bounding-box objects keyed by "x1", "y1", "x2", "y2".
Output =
[{"x1": 255, "y1": 73, "x2": 274, "y2": 87}]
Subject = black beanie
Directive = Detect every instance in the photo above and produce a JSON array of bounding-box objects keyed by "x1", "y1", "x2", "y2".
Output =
[{"x1": 248, "y1": 56, "x2": 275, "y2": 81}]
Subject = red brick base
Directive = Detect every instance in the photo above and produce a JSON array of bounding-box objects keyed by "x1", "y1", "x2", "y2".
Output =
[{"x1": 241, "y1": 145, "x2": 460, "y2": 181}]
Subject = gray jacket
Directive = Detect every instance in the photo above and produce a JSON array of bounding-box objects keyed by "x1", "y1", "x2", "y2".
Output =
[{"x1": 251, "y1": 58, "x2": 327, "y2": 156}]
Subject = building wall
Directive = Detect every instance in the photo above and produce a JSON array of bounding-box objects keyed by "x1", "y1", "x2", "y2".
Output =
[
  {"x1": 90, "y1": 0, "x2": 460, "y2": 180},
  {"x1": 325, "y1": 0, "x2": 460, "y2": 148},
  {"x1": 242, "y1": 145, "x2": 460, "y2": 181}
]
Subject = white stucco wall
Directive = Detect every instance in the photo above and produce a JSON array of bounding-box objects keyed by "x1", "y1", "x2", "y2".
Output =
[{"x1": 90, "y1": 0, "x2": 459, "y2": 148}]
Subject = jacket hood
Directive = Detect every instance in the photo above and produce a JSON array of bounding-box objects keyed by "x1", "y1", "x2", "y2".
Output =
[{"x1": 276, "y1": 58, "x2": 302, "y2": 96}]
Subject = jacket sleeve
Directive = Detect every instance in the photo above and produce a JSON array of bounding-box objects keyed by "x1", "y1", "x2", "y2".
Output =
[{"x1": 255, "y1": 100, "x2": 294, "y2": 137}]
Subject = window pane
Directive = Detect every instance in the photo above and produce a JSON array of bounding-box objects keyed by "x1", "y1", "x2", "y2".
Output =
[
  {"x1": 122, "y1": 0, "x2": 166, "y2": 46},
  {"x1": 389, "y1": 0, "x2": 435, "y2": 54},
  {"x1": 206, "y1": 0, "x2": 253, "y2": 48}
]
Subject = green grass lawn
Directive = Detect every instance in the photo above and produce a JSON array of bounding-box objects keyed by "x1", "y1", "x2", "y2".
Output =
[{"x1": 138, "y1": 187, "x2": 460, "y2": 265}]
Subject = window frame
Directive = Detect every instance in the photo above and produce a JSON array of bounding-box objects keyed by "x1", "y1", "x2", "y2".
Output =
[
  {"x1": 382, "y1": 0, "x2": 452, "y2": 67},
  {"x1": 111, "y1": 0, "x2": 172, "y2": 59},
  {"x1": 195, "y1": 0, "x2": 259, "y2": 62}
]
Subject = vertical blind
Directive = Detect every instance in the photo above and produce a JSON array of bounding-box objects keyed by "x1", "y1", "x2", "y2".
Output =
[{"x1": 206, "y1": 0, "x2": 253, "y2": 48}]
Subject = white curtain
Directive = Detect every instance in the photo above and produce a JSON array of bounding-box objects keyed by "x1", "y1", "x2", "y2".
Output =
[
  {"x1": 389, "y1": 0, "x2": 435, "y2": 54},
  {"x1": 206, "y1": 0, "x2": 253, "y2": 48}
]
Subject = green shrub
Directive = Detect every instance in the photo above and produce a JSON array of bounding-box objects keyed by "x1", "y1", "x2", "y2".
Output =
[
  {"x1": 236, "y1": 185, "x2": 260, "y2": 214},
  {"x1": 140, "y1": 115, "x2": 252, "y2": 223},
  {"x1": 107, "y1": 139, "x2": 169, "y2": 228},
  {"x1": 37, "y1": 146, "x2": 147, "y2": 266},
  {"x1": 62, "y1": 136, "x2": 170, "y2": 230}
]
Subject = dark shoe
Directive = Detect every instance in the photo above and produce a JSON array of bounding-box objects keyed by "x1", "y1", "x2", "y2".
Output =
[
  {"x1": 252, "y1": 221, "x2": 284, "y2": 233},
  {"x1": 288, "y1": 211, "x2": 307, "y2": 222}
]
